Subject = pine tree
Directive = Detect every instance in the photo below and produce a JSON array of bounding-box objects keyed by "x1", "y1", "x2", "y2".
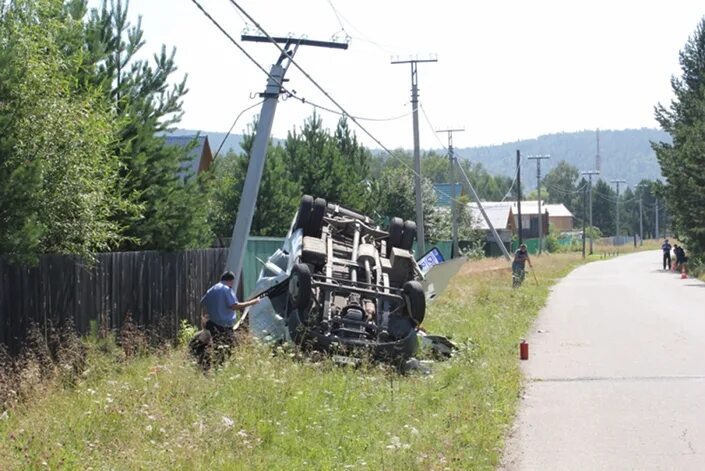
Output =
[
  {"x1": 82, "y1": 0, "x2": 211, "y2": 250},
  {"x1": 653, "y1": 17, "x2": 705, "y2": 259}
]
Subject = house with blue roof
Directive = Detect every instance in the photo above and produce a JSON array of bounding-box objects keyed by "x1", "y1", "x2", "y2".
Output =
[
  {"x1": 433, "y1": 183, "x2": 463, "y2": 207},
  {"x1": 164, "y1": 134, "x2": 213, "y2": 179}
]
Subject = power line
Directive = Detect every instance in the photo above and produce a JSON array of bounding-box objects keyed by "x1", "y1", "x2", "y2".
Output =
[
  {"x1": 212, "y1": 99, "x2": 264, "y2": 160},
  {"x1": 224, "y1": 0, "x2": 455, "y2": 210},
  {"x1": 190, "y1": 0, "x2": 285, "y2": 89},
  {"x1": 194, "y1": 0, "x2": 469, "y2": 222}
]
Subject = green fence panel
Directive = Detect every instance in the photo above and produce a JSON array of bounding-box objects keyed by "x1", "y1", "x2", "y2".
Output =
[
  {"x1": 511, "y1": 238, "x2": 540, "y2": 254},
  {"x1": 243, "y1": 237, "x2": 285, "y2": 297}
]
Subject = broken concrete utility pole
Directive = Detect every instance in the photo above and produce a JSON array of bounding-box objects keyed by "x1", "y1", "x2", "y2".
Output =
[{"x1": 226, "y1": 36, "x2": 347, "y2": 291}]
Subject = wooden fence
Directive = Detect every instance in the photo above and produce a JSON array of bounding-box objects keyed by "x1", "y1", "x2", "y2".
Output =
[{"x1": 0, "y1": 249, "x2": 228, "y2": 353}]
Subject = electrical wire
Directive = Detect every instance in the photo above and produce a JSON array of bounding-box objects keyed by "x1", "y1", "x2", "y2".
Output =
[
  {"x1": 325, "y1": 0, "x2": 395, "y2": 53},
  {"x1": 225, "y1": 0, "x2": 435, "y2": 198},
  {"x1": 301, "y1": 98, "x2": 415, "y2": 122},
  {"x1": 190, "y1": 0, "x2": 286, "y2": 90},
  {"x1": 212, "y1": 99, "x2": 265, "y2": 160}
]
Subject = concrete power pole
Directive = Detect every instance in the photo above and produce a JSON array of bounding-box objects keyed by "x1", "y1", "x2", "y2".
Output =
[
  {"x1": 611, "y1": 179, "x2": 626, "y2": 240},
  {"x1": 655, "y1": 199, "x2": 660, "y2": 239},
  {"x1": 437, "y1": 128, "x2": 464, "y2": 258},
  {"x1": 581, "y1": 170, "x2": 600, "y2": 254},
  {"x1": 528, "y1": 154, "x2": 550, "y2": 253},
  {"x1": 391, "y1": 56, "x2": 437, "y2": 256},
  {"x1": 226, "y1": 36, "x2": 347, "y2": 290},
  {"x1": 516, "y1": 150, "x2": 523, "y2": 245}
]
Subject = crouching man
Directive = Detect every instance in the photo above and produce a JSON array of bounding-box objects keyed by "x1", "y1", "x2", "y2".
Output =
[{"x1": 194, "y1": 271, "x2": 259, "y2": 369}]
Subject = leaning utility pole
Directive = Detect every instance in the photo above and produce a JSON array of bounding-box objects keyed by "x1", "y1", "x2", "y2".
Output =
[
  {"x1": 226, "y1": 36, "x2": 348, "y2": 290},
  {"x1": 528, "y1": 154, "x2": 550, "y2": 253},
  {"x1": 392, "y1": 56, "x2": 437, "y2": 256},
  {"x1": 516, "y1": 150, "x2": 523, "y2": 245},
  {"x1": 437, "y1": 127, "x2": 464, "y2": 258},
  {"x1": 611, "y1": 178, "x2": 626, "y2": 239},
  {"x1": 581, "y1": 170, "x2": 600, "y2": 254}
]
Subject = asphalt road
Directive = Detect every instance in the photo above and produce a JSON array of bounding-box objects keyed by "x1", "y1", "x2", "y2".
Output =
[{"x1": 501, "y1": 250, "x2": 705, "y2": 470}]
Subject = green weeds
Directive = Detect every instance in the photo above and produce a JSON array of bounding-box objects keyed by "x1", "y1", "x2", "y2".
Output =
[{"x1": 0, "y1": 254, "x2": 585, "y2": 470}]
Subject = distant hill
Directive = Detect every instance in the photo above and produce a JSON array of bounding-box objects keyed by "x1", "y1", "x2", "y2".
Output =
[
  {"x1": 174, "y1": 127, "x2": 669, "y2": 188},
  {"x1": 453, "y1": 128, "x2": 669, "y2": 189}
]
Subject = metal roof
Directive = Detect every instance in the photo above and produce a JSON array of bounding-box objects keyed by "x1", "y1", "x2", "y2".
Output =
[
  {"x1": 467, "y1": 202, "x2": 514, "y2": 230},
  {"x1": 164, "y1": 135, "x2": 209, "y2": 178},
  {"x1": 433, "y1": 183, "x2": 463, "y2": 207},
  {"x1": 510, "y1": 200, "x2": 574, "y2": 217}
]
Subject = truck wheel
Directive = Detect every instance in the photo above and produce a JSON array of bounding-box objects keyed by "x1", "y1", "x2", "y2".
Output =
[
  {"x1": 402, "y1": 280, "x2": 425, "y2": 326},
  {"x1": 306, "y1": 197, "x2": 327, "y2": 237},
  {"x1": 400, "y1": 220, "x2": 416, "y2": 251},
  {"x1": 387, "y1": 217, "x2": 403, "y2": 255},
  {"x1": 294, "y1": 195, "x2": 313, "y2": 232},
  {"x1": 289, "y1": 263, "x2": 312, "y2": 312}
]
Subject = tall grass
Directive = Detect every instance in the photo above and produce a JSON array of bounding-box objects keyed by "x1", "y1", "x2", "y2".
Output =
[{"x1": 0, "y1": 254, "x2": 585, "y2": 470}]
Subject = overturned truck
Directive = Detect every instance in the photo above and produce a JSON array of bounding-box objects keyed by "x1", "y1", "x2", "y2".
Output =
[{"x1": 248, "y1": 195, "x2": 458, "y2": 365}]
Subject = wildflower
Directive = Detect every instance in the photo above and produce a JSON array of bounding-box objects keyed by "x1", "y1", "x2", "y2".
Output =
[{"x1": 222, "y1": 416, "x2": 234, "y2": 429}]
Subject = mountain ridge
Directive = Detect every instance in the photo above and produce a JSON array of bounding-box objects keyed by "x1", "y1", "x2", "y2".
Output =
[{"x1": 173, "y1": 127, "x2": 668, "y2": 188}]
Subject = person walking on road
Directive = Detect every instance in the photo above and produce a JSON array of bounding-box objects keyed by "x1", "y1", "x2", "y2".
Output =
[
  {"x1": 661, "y1": 239, "x2": 672, "y2": 270},
  {"x1": 196, "y1": 271, "x2": 260, "y2": 369},
  {"x1": 512, "y1": 243, "x2": 533, "y2": 288}
]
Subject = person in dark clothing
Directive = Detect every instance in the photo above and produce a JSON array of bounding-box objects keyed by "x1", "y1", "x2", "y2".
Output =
[
  {"x1": 512, "y1": 243, "x2": 533, "y2": 288},
  {"x1": 661, "y1": 239, "x2": 672, "y2": 270},
  {"x1": 675, "y1": 245, "x2": 688, "y2": 271},
  {"x1": 193, "y1": 271, "x2": 259, "y2": 369}
]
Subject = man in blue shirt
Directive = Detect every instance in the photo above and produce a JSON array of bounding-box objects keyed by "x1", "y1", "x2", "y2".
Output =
[
  {"x1": 198, "y1": 271, "x2": 259, "y2": 368},
  {"x1": 661, "y1": 239, "x2": 672, "y2": 270}
]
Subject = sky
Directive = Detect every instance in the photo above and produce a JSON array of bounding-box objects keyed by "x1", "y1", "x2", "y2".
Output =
[{"x1": 90, "y1": 0, "x2": 705, "y2": 150}]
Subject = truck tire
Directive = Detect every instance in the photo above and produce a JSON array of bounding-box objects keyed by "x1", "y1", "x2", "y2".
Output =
[
  {"x1": 402, "y1": 280, "x2": 425, "y2": 326},
  {"x1": 400, "y1": 220, "x2": 416, "y2": 251},
  {"x1": 294, "y1": 195, "x2": 313, "y2": 232},
  {"x1": 289, "y1": 263, "x2": 312, "y2": 312},
  {"x1": 305, "y1": 197, "x2": 327, "y2": 237},
  {"x1": 387, "y1": 217, "x2": 403, "y2": 256}
]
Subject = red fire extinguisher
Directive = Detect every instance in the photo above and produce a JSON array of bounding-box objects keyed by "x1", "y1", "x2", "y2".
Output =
[{"x1": 520, "y1": 340, "x2": 529, "y2": 360}]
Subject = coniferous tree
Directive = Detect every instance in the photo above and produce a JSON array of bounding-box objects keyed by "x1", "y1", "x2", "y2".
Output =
[
  {"x1": 82, "y1": 0, "x2": 212, "y2": 250},
  {"x1": 653, "y1": 17, "x2": 705, "y2": 259},
  {"x1": 591, "y1": 179, "x2": 617, "y2": 236}
]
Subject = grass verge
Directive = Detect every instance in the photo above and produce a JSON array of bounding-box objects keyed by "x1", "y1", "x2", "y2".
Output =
[{"x1": 0, "y1": 253, "x2": 586, "y2": 470}]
